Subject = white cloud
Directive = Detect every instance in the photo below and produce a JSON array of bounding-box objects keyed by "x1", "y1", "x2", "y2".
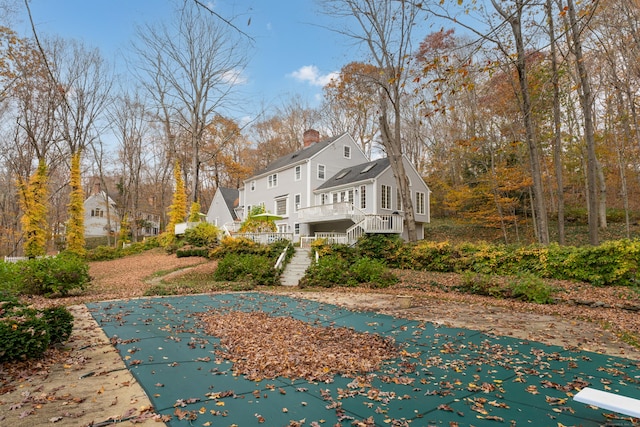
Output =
[
  {"x1": 222, "y1": 68, "x2": 248, "y2": 85},
  {"x1": 289, "y1": 65, "x2": 338, "y2": 87}
]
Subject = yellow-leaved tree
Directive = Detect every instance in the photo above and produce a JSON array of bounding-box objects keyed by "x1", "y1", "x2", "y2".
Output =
[
  {"x1": 18, "y1": 158, "x2": 49, "y2": 257},
  {"x1": 188, "y1": 201, "x2": 201, "y2": 222},
  {"x1": 118, "y1": 213, "x2": 130, "y2": 248},
  {"x1": 161, "y1": 160, "x2": 187, "y2": 248},
  {"x1": 65, "y1": 151, "x2": 85, "y2": 255}
]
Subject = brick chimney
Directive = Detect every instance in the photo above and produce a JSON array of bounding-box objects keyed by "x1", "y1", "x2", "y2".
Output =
[{"x1": 303, "y1": 129, "x2": 320, "y2": 148}]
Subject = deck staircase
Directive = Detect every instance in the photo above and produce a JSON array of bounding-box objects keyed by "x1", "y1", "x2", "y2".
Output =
[{"x1": 280, "y1": 247, "x2": 312, "y2": 286}]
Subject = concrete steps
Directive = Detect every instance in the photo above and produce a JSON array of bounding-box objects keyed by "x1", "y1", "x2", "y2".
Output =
[{"x1": 280, "y1": 247, "x2": 312, "y2": 286}]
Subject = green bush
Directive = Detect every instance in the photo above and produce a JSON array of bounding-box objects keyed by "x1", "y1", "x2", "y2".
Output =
[
  {"x1": 0, "y1": 262, "x2": 20, "y2": 295},
  {"x1": 299, "y1": 255, "x2": 351, "y2": 288},
  {"x1": 184, "y1": 223, "x2": 220, "y2": 248},
  {"x1": 210, "y1": 237, "x2": 259, "y2": 259},
  {"x1": 213, "y1": 253, "x2": 279, "y2": 286},
  {"x1": 508, "y1": 273, "x2": 556, "y2": 304},
  {"x1": 41, "y1": 306, "x2": 74, "y2": 343},
  {"x1": 0, "y1": 300, "x2": 74, "y2": 362},
  {"x1": 84, "y1": 245, "x2": 120, "y2": 261},
  {"x1": 456, "y1": 271, "x2": 504, "y2": 298},
  {"x1": 349, "y1": 257, "x2": 398, "y2": 288},
  {"x1": 176, "y1": 246, "x2": 210, "y2": 258},
  {"x1": 357, "y1": 234, "x2": 404, "y2": 266},
  {"x1": 0, "y1": 308, "x2": 50, "y2": 361},
  {"x1": 18, "y1": 253, "x2": 90, "y2": 297}
]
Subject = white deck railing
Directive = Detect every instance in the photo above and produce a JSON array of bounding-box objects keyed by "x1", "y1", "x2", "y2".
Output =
[{"x1": 233, "y1": 232, "x2": 293, "y2": 244}]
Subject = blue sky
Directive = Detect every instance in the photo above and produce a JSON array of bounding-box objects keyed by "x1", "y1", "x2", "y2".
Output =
[{"x1": 15, "y1": 0, "x2": 354, "y2": 120}]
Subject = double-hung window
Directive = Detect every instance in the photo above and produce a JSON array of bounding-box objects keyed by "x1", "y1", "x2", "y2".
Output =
[
  {"x1": 416, "y1": 192, "x2": 425, "y2": 215},
  {"x1": 317, "y1": 164, "x2": 325, "y2": 180},
  {"x1": 294, "y1": 165, "x2": 301, "y2": 181},
  {"x1": 381, "y1": 184, "x2": 391, "y2": 210},
  {"x1": 294, "y1": 194, "x2": 301, "y2": 212},
  {"x1": 343, "y1": 145, "x2": 351, "y2": 159},
  {"x1": 267, "y1": 173, "x2": 278, "y2": 188}
]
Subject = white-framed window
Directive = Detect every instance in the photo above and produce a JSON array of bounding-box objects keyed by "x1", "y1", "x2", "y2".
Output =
[
  {"x1": 332, "y1": 193, "x2": 338, "y2": 204},
  {"x1": 321, "y1": 193, "x2": 328, "y2": 205},
  {"x1": 317, "y1": 164, "x2": 325, "y2": 180},
  {"x1": 348, "y1": 189, "x2": 354, "y2": 204},
  {"x1": 343, "y1": 145, "x2": 351, "y2": 159},
  {"x1": 295, "y1": 165, "x2": 301, "y2": 181},
  {"x1": 267, "y1": 173, "x2": 278, "y2": 188},
  {"x1": 294, "y1": 193, "x2": 301, "y2": 212},
  {"x1": 360, "y1": 185, "x2": 366, "y2": 209},
  {"x1": 294, "y1": 223, "x2": 300, "y2": 235},
  {"x1": 396, "y1": 188, "x2": 403, "y2": 211},
  {"x1": 278, "y1": 223, "x2": 287, "y2": 233},
  {"x1": 381, "y1": 184, "x2": 391, "y2": 210},
  {"x1": 246, "y1": 205, "x2": 252, "y2": 217},
  {"x1": 416, "y1": 191, "x2": 425, "y2": 215},
  {"x1": 275, "y1": 197, "x2": 288, "y2": 216},
  {"x1": 250, "y1": 180, "x2": 256, "y2": 191}
]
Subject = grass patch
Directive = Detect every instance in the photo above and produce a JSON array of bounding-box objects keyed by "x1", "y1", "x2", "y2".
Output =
[{"x1": 144, "y1": 267, "x2": 255, "y2": 296}]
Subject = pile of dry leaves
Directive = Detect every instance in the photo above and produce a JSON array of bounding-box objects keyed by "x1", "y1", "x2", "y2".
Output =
[{"x1": 197, "y1": 310, "x2": 398, "y2": 382}]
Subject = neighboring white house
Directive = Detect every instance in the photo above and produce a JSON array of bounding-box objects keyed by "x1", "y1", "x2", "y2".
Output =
[
  {"x1": 83, "y1": 186, "x2": 119, "y2": 238},
  {"x1": 207, "y1": 130, "x2": 431, "y2": 244},
  {"x1": 206, "y1": 187, "x2": 240, "y2": 232}
]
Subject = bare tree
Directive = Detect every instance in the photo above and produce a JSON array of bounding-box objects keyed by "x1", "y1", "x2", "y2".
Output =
[
  {"x1": 133, "y1": 2, "x2": 249, "y2": 204},
  {"x1": 108, "y1": 90, "x2": 150, "y2": 241},
  {"x1": 321, "y1": 0, "x2": 421, "y2": 241}
]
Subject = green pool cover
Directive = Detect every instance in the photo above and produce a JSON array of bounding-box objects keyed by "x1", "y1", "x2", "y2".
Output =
[{"x1": 87, "y1": 293, "x2": 640, "y2": 426}]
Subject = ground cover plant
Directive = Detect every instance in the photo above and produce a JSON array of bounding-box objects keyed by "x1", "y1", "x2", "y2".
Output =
[{"x1": 355, "y1": 234, "x2": 640, "y2": 287}]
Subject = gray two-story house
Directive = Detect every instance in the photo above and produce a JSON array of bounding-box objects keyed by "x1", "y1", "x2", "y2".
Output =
[{"x1": 208, "y1": 130, "x2": 430, "y2": 243}]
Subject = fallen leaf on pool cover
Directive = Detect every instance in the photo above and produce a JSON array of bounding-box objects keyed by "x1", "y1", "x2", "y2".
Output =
[{"x1": 196, "y1": 310, "x2": 398, "y2": 381}]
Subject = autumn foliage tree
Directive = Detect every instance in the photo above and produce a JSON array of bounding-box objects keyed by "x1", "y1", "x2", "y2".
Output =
[
  {"x1": 65, "y1": 150, "x2": 85, "y2": 255},
  {"x1": 166, "y1": 160, "x2": 187, "y2": 236},
  {"x1": 17, "y1": 159, "x2": 49, "y2": 257}
]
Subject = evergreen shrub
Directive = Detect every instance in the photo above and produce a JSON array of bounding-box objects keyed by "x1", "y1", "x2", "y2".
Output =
[
  {"x1": 0, "y1": 298, "x2": 74, "y2": 362},
  {"x1": 18, "y1": 253, "x2": 90, "y2": 296}
]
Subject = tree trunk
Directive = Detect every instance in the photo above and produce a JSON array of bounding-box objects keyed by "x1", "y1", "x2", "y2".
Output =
[
  {"x1": 492, "y1": 0, "x2": 549, "y2": 244},
  {"x1": 546, "y1": 0, "x2": 566, "y2": 245},
  {"x1": 566, "y1": 0, "x2": 599, "y2": 245},
  {"x1": 379, "y1": 109, "x2": 418, "y2": 242}
]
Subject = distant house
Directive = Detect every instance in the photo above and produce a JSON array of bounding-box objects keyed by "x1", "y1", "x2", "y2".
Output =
[
  {"x1": 83, "y1": 183, "x2": 119, "y2": 238},
  {"x1": 206, "y1": 130, "x2": 431, "y2": 244}
]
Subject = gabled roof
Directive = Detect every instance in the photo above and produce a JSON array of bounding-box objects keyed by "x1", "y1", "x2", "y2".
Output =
[
  {"x1": 218, "y1": 187, "x2": 239, "y2": 220},
  {"x1": 251, "y1": 133, "x2": 345, "y2": 178},
  {"x1": 316, "y1": 158, "x2": 391, "y2": 190}
]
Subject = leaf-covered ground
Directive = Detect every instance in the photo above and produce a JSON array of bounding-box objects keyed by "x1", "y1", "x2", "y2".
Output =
[
  {"x1": 198, "y1": 310, "x2": 398, "y2": 382},
  {"x1": 1, "y1": 250, "x2": 639, "y2": 426}
]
